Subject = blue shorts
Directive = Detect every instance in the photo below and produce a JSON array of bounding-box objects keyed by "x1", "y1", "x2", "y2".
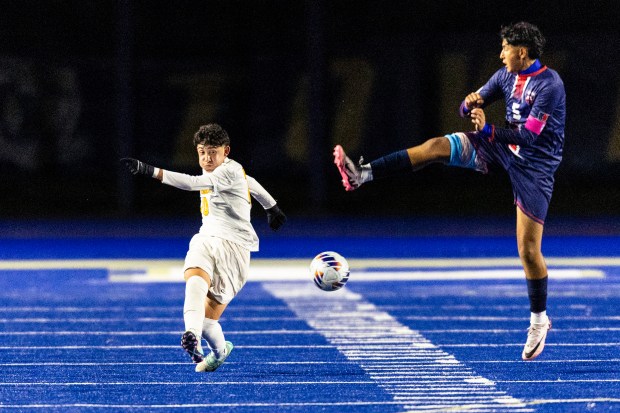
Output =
[{"x1": 446, "y1": 132, "x2": 554, "y2": 224}]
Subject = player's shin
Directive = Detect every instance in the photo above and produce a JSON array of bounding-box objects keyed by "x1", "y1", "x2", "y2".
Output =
[
  {"x1": 183, "y1": 276, "x2": 209, "y2": 336},
  {"x1": 526, "y1": 276, "x2": 548, "y2": 323},
  {"x1": 369, "y1": 149, "x2": 412, "y2": 180}
]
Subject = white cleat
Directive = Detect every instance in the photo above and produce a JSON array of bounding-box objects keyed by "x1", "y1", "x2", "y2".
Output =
[
  {"x1": 195, "y1": 341, "x2": 234, "y2": 372},
  {"x1": 522, "y1": 318, "x2": 551, "y2": 361}
]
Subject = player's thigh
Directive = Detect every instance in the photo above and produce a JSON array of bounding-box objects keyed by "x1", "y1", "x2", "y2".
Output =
[
  {"x1": 516, "y1": 208, "x2": 543, "y2": 247},
  {"x1": 516, "y1": 207, "x2": 546, "y2": 274},
  {"x1": 207, "y1": 239, "x2": 251, "y2": 307},
  {"x1": 183, "y1": 234, "x2": 216, "y2": 284}
]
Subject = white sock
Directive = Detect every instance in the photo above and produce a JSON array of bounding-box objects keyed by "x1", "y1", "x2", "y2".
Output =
[
  {"x1": 183, "y1": 276, "x2": 209, "y2": 337},
  {"x1": 530, "y1": 311, "x2": 548, "y2": 324},
  {"x1": 202, "y1": 318, "x2": 226, "y2": 359}
]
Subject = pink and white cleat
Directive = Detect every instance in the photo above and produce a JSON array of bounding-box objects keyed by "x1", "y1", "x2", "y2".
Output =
[
  {"x1": 522, "y1": 318, "x2": 551, "y2": 361},
  {"x1": 333, "y1": 145, "x2": 363, "y2": 191}
]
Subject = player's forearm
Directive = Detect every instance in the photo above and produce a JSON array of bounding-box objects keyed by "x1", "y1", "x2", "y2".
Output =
[
  {"x1": 479, "y1": 124, "x2": 537, "y2": 146},
  {"x1": 161, "y1": 170, "x2": 215, "y2": 191},
  {"x1": 247, "y1": 175, "x2": 276, "y2": 209}
]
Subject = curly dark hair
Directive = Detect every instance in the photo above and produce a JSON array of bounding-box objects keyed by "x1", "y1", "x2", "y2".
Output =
[
  {"x1": 193, "y1": 123, "x2": 230, "y2": 147},
  {"x1": 500, "y1": 22, "x2": 546, "y2": 59}
]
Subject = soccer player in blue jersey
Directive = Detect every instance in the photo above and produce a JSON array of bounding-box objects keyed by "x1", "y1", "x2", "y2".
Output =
[{"x1": 334, "y1": 22, "x2": 564, "y2": 361}]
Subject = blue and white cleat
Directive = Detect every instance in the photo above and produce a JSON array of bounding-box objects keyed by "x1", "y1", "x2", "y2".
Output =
[
  {"x1": 195, "y1": 341, "x2": 234, "y2": 372},
  {"x1": 181, "y1": 331, "x2": 204, "y2": 363}
]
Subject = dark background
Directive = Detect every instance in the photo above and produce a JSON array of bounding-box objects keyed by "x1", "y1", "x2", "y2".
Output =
[{"x1": 1, "y1": 0, "x2": 619, "y2": 230}]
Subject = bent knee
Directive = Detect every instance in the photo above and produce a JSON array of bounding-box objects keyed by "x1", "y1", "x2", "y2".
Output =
[{"x1": 184, "y1": 267, "x2": 211, "y2": 284}]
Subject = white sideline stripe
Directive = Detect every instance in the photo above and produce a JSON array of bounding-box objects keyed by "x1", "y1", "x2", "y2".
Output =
[
  {"x1": 3, "y1": 359, "x2": 620, "y2": 367},
  {"x1": 2, "y1": 399, "x2": 619, "y2": 409},
  {"x1": 0, "y1": 381, "x2": 377, "y2": 386},
  {"x1": 3, "y1": 327, "x2": 620, "y2": 334},
  {"x1": 0, "y1": 345, "x2": 334, "y2": 350},
  {"x1": 0, "y1": 303, "x2": 605, "y2": 312},
  {"x1": 268, "y1": 283, "x2": 530, "y2": 412},
  {"x1": 401, "y1": 316, "x2": 620, "y2": 321},
  {"x1": 0, "y1": 258, "x2": 611, "y2": 282},
  {"x1": 468, "y1": 359, "x2": 620, "y2": 363},
  {"x1": 3, "y1": 380, "x2": 620, "y2": 386},
  {"x1": 497, "y1": 380, "x2": 620, "y2": 384},
  {"x1": 249, "y1": 268, "x2": 603, "y2": 282},
  {"x1": 2, "y1": 340, "x2": 619, "y2": 350},
  {"x1": 108, "y1": 268, "x2": 604, "y2": 282},
  {"x1": 1, "y1": 257, "x2": 619, "y2": 269},
  {"x1": 0, "y1": 361, "x2": 356, "y2": 366},
  {"x1": 439, "y1": 343, "x2": 620, "y2": 348}
]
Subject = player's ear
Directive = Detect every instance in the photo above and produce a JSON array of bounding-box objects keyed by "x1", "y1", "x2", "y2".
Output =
[{"x1": 224, "y1": 145, "x2": 231, "y2": 156}]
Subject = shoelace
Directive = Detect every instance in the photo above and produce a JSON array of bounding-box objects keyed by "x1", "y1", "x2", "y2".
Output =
[{"x1": 526, "y1": 323, "x2": 546, "y2": 342}]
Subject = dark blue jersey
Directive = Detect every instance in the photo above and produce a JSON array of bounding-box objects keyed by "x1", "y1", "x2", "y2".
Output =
[{"x1": 461, "y1": 60, "x2": 566, "y2": 174}]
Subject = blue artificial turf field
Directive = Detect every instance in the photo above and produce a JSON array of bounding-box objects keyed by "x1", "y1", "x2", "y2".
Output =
[{"x1": 1, "y1": 219, "x2": 619, "y2": 412}]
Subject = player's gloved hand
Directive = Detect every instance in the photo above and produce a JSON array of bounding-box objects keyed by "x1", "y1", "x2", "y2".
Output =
[
  {"x1": 120, "y1": 158, "x2": 155, "y2": 177},
  {"x1": 266, "y1": 204, "x2": 286, "y2": 231}
]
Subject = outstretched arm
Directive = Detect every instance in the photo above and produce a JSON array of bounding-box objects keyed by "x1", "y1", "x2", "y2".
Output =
[
  {"x1": 247, "y1": 175, "x2": 287, "y2": 231},
  {"x1": 120, "y1": 158, "x2": 214, "y2": 190}
]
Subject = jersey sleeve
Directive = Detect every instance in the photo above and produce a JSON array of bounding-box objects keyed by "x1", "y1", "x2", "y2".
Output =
[
  {"x1": 161, "y1": 170, "x2": 216, "y2": 191},
  {"x1": 247, "y1": 175, "x2": 277, "y2": 209},
  {"x1": 523, "y1": 81, "x2": 564, "y2": 136}
]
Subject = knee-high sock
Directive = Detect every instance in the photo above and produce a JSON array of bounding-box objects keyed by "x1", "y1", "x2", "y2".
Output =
[
  {"x1": 202, "y1": 318, "x2": 226, "y2": 359},
  {"x1": 183, "y1": 276, "x2": 209, "y2": 336},
  {"x1": 526, "y1": 276, "x2": 548, "y2": 323},
  {"x1": 369, "y1": 150, "x2": 411, "y2": 180}
]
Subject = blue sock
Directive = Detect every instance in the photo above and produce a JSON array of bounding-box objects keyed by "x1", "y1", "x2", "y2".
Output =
[
  {"x1": 369, "y1": 150, "x2": 411, "y2": 180},
  {"x1": 526, "y1": 276, "x2": 548, "y2": 313}
]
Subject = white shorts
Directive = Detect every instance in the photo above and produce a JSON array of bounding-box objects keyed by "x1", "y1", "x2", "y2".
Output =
[{"x1": 183, "y1": 234, "x2": 250, "y2": 305}]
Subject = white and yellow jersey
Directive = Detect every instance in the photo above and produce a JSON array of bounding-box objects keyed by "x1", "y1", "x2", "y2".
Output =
[{"x1": 161, "y1": 158, "x2": 259, "y2": 251}]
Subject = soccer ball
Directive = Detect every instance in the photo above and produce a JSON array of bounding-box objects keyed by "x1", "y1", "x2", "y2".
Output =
[{"x1": 310, "y1": 251, "x2": 350, "y2": 291}]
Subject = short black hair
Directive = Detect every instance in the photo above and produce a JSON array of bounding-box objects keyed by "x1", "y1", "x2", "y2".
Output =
[
  {"x1": 193, "y1": 123, "x2": 230, "y2": 147},
  {"x1": 500, "y1": 22, "x2": 546, "y2": 59}
]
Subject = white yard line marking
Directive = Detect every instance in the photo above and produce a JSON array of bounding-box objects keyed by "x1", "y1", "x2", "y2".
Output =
[
  {"x1": 0, "y1": 381, "x2": 377, "y2": 386},
  {"x1": 0, "y1": 361, "x2": 358, "y2": 366},
  {"x1": 1, "y1": 257, "x2": 619, "y2": 270},
  {"x1": 0, "y1": 303, "x2": 607, "y2": 312},
  {"x1": 267, "y1": 283, "x2": 532, "y2": 412},
  {"x1": 3, "y1": 359, "x2": 619, "y2": 367},
  {"x1": 0, "y1": 345, "x2": 334, "y2": 350},
  {"x1": 2, "y1": 399, "x2": 618, "y2": 410}
]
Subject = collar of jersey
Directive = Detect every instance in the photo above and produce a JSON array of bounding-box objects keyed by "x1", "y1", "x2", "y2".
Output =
[{"x1": 518, "y1": 59, "x2": 546, "y2": 77}]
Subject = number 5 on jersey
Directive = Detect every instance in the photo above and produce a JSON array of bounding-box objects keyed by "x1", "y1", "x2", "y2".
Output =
[{"x1": 200, "y1": 189, "x2": 211, "y2": 215}]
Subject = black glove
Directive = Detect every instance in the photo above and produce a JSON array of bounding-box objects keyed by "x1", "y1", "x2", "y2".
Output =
[
  {"x1": 266, "y1": 204, "x2": 286, "y2": 231},
  {"x1": 120, "y1": 158, "x2": 155, "y2": 177}
]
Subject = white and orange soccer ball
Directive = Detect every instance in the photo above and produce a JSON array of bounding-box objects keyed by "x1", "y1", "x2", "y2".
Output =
[{"x1": 310, "y1": 251, "x2": 350, "y2": 291}]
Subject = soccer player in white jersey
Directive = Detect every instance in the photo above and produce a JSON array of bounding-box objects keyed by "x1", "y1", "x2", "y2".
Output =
[{"x1": 121, "y1": 123, "x2": 286, "y2": 372}]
